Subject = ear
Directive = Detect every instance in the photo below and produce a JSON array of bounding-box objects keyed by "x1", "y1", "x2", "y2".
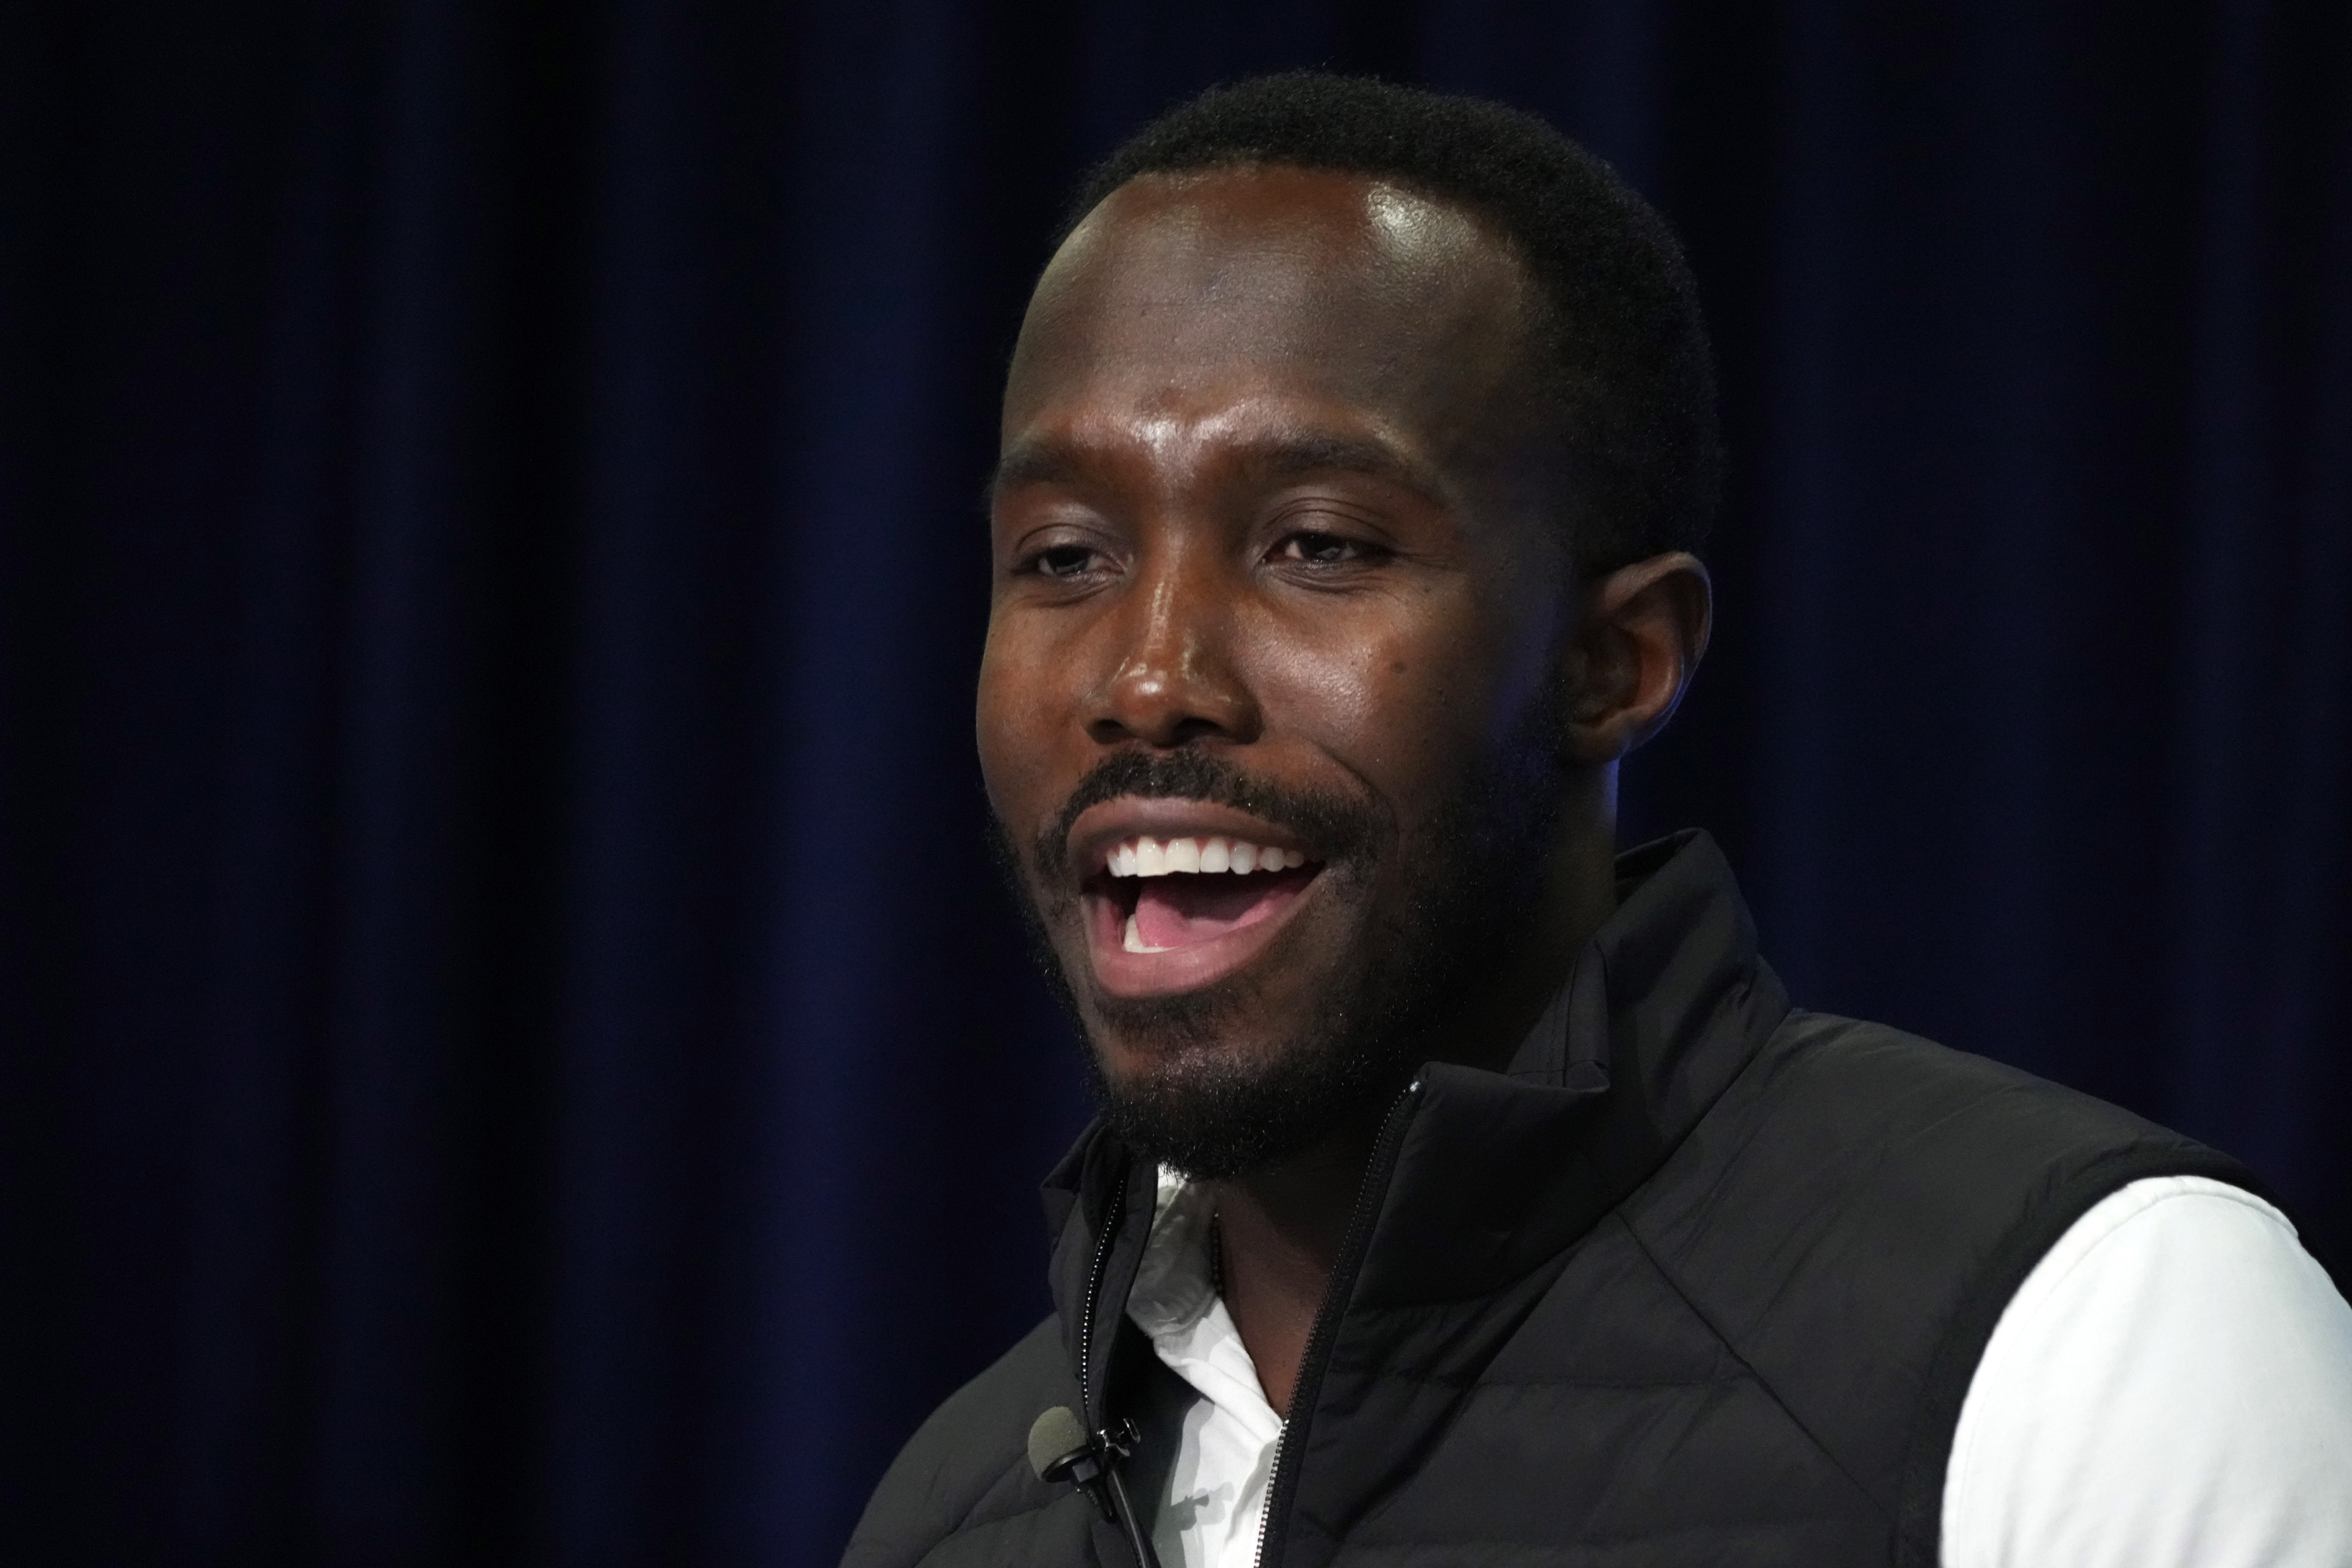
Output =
[{"x1": 1559, "y1": 551, "x2": 1713, "y2": 764}]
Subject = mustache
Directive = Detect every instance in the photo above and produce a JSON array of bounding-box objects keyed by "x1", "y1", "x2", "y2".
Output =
[{"x1": 1031, "y1": 749, "x2": 1382, "y2": 884}]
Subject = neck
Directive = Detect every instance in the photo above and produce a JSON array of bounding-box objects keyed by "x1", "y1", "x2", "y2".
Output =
[
  {"x1": 1210, "y1": 771, "x2": 1620, "y2": 1415},
  {"x1": 1205, "y1": 1120, "x2": 1379, "y2": 1416}
]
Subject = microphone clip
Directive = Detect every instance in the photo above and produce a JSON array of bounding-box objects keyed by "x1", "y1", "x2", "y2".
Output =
[
  {"x1": 1038, "y1": 1416, "x2": 1138, "y2": 1520},
  {"x1": 1027, "y1": 1406, "x2": 1161, "y2": 1567}
]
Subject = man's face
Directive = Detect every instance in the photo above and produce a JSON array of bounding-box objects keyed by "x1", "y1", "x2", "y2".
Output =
[{"x1": 979, "y1": 166, "x2": 1576, "y2": 1175}]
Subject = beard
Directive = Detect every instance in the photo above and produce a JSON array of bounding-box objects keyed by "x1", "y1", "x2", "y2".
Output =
[{"x1": 991, "y1": 720, "x2": 1566, "y2": 1181}]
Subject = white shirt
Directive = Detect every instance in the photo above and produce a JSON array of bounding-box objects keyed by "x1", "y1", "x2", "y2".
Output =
[
  {"x1": 1125, "y1": 1167, "x2": 2352, "y2": 1568},
  {"x1": 1124, "y1": 1170, "x2": 1283, "y2": 1568}
]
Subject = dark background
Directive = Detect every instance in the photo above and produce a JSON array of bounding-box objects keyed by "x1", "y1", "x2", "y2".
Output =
[{"x1": 2, "y1": 1, "x2": 2347, "y2": 1562}]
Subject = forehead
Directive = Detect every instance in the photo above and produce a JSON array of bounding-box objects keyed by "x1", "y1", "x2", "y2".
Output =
[{"x1": 1002, "y1": 167, "x2": 1537, "y2": 451}]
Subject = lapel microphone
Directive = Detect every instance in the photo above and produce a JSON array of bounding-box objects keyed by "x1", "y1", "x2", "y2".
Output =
[{"x1": 1028, "y1": 1406, "x2": 1163, "y2": 1568}]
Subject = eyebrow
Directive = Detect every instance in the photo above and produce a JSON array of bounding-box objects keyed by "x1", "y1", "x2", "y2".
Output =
[
  {"x1": 1242, "y1": 432, "x2": 1445, "y2": 499},
  {"x1": 987, "y1": 429, "x2": 1446, "y2": 508},
  {"x1": 987, "y1": 440, "x2": 1088, "y2": 502}
]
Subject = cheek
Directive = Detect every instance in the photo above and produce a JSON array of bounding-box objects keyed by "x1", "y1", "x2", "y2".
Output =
[
  {"x1": 974, "y1": 623, "x2": 1052, "y2": 821},
  {"x1": 976, "y1": 607, "x2": 1114, "y2": 849},
  {"x1": 1251, "y1": 595, "x2": 1533, "y2": 792}
]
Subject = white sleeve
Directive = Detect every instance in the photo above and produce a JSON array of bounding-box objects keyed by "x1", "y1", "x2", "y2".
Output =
[{"x1": 1940, "y1": 1174, "x2": 2352, "y2": 1568}]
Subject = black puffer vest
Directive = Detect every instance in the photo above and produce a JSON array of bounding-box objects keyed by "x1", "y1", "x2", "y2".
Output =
[{"x1": 845, "y1": 831, "x2": 2259, "y2": 1568}]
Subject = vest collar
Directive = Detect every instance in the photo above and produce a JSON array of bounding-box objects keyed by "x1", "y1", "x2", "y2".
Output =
[{"x1": 1354, "y1": 828, "x2": 1789, "y2": 1304}]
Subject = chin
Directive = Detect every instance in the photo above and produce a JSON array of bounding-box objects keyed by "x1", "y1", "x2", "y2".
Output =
[
  {"x1": 1066, "y1": 930, "x2": 1429, "y2": 1182},
  {"x1": 1081, "y1": 1013, "x2": 1411, "y2": 1181},
  {"x1": 1086, "y1": 982, "x2": 1286, "y2": 1076}
]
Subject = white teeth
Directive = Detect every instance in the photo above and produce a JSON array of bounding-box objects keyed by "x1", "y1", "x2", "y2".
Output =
[
  {"x1": 1123, "y1": 912, "x2": 1168, "y2": 954},
  {"x1": 1102, "y1": 833, "x2": 1308, "y2": 878}
]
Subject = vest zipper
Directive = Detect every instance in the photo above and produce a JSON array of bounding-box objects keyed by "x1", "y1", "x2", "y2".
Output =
[
  {"x1": 1074, "y1": 1157, "x2": 1131, "y2": 1429},
  {"x1": 1251, "y1": 1078, "x2": 1423, "y2": 1568}
]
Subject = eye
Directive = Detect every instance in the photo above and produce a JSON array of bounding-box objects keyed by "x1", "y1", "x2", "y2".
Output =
[
  {"x1": 1027, "y1": 544, "x2": 1098, "y2": 579},
  {"x1": 1270, "y1": 530, "x2": 1387, "y2": 567}
]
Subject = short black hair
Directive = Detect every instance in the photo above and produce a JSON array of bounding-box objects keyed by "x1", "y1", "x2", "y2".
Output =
[{"x1": 1063, "y1": 73, "x2": 1721, "y2": 574}]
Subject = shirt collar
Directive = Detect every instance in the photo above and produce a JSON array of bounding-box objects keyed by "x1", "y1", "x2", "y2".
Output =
[{"x1": 1127, "y1": 1164, "x2": 1220, "y2": 1340}]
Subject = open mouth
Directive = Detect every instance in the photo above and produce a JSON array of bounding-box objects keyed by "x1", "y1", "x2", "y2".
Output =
[
  {"x1": 1078, "y1": 830, "x2": 1324, "y2": 995},
  {"x1": 1099, "y1": 835, "x2": 1318, "y2": 951}
]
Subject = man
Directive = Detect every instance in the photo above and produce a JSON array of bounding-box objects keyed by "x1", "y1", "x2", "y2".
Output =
[{"x1": 846, "y1": 74, "x2": 2352, "y2": 1568}]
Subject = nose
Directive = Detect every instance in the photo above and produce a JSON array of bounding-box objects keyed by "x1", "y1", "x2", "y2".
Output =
[{"x1": 1085, "y1": 554, "x2": 1261, "y2": 749}]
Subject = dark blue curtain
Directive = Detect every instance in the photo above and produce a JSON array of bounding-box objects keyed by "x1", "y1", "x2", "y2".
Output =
[{"x1": 2, "y1": 2, "x2": 2346, "y2": 1562}]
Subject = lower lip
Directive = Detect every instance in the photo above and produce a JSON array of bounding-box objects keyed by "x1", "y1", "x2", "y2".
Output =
[{"x1": 1082, "y1": 871, "x2": 1321, "y2": 998}]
